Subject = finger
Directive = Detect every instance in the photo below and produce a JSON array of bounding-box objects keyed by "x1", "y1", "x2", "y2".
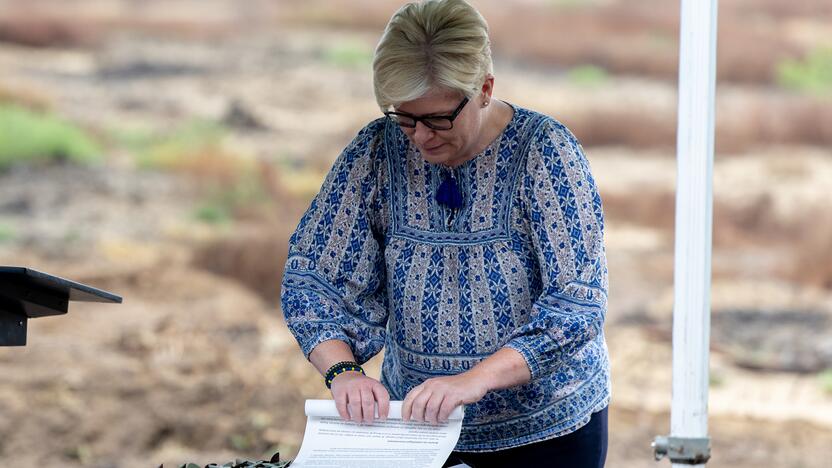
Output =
[
  {"x1": 410, "y1": 389, "x2": 432, "y2": 423},
  {"x1": 348, "y1": 387, "x2": 363, "y2": 423},
  {"x1": 372, "y1": 384, "x2": 390, "y2": 421},
  {"x1": 437, "y1": 396, "x2": 460, "y2": 423},
  {"x1": 425, "y1": 392, "x2": 444, "y2": 424},
  {"x1": 361, "y1": 387, "x2": 375, "y2": 424},
  {"x1": 402, "y1": 387, "x2": 416, "y2": 421},
  {"x1": 334, "y1": 391, "x2": 350, "y2": 421}
]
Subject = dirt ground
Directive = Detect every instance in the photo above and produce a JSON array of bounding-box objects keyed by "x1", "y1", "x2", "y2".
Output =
[{"x1": 1, "y1": 1, "x2": 832, "y2": 466}]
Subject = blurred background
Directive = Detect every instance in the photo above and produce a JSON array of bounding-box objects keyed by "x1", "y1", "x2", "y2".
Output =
[{"x1": 0, "y1": 0, "x2": 831, "y2": 466}]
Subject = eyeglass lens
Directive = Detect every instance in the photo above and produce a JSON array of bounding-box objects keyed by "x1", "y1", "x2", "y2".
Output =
[{"x1": 390, "y1": 115, "x2": 453, "y2": 130}]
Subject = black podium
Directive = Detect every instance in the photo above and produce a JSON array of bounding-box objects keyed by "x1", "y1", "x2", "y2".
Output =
[{"x1": 0, "y1": 266, "x2": 122, "y2": 346}]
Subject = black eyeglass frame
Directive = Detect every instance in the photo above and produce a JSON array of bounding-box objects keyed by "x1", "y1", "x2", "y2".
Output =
[{"x1": 384, "y1": 96, "x2": 470, "y2": 131}]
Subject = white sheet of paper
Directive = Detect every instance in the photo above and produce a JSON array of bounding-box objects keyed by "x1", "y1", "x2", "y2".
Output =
[{"x1": 289, "y1": 399, "x2": 465, "y2": 468}]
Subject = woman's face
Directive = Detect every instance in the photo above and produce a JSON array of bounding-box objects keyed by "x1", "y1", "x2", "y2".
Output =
[{"x1": 394, "y1": 87, "x2": 486, "y2": 168}]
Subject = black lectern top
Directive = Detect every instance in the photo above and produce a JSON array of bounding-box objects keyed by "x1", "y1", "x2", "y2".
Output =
[
  {"x1": 0, "y1": 266, "x2": 123, "y2": 304},
  {"x1": 0, "y1": 266, "x2": 122, "y2": 346}
]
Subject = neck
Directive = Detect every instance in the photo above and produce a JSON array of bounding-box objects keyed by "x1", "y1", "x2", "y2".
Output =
[
  {"x1": 471, "y1": 100, "x2": 513, "y2": 157},
  {"x1": 441, "y1": 99, "x2": 513, "y2": 169}
]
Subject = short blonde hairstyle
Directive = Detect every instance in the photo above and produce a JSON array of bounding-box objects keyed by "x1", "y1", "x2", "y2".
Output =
[{"x1": 373, "y1": 0, "x2": 493, "y2": 111}]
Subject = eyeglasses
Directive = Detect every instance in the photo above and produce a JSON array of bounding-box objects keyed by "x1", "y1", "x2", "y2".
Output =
[{"x1": 384, "y1": 97, "x2": 469, "y2": 131}]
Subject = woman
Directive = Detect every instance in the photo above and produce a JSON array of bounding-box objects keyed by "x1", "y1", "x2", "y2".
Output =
[{"x1": 281, "y1": 0, "x2": 610, "y2": 466}]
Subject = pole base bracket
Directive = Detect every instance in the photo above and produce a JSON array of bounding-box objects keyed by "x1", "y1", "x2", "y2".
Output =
[{"x1": 652, "y1": 435, "x2": 711, "y2": 464}]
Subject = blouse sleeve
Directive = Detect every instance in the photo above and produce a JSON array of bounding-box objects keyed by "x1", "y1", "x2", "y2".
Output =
[
  {"x1": 503, "y1": 118, "x2": 608, "y2": 380},
  {"x1": 280, "y1": 119, "x2": 389, "y2": 364}
]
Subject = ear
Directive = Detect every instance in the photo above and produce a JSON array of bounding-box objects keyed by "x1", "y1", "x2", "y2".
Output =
[
  {"x1": 479, "y1": 74, "x2": 495, "y2": 106},
  {"x1": 480, "y1": 74, "x2": 495, "y2": 98}
]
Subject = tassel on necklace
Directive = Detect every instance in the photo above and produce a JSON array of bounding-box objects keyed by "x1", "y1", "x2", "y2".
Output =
[{"x1": 436, "y1": 172, "x2": 463, "y2": 209}]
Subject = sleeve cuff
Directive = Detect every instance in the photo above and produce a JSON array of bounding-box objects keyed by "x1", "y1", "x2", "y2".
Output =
[
  {"x1": 297, "y1": 325, "x2": 354, "y2": 361},
  {"x1": 503, "y1": 336, "x2": 548, "y2": 381}
]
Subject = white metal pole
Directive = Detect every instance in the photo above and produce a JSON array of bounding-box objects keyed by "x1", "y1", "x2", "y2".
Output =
[{"x1": 668, "y1": 0, "x2": 719, "y2": 466}]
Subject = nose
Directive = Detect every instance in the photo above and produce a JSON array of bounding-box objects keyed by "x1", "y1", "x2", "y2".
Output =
[{"x1": 412, "y1": 121, "x2": 435, "y2": 146}]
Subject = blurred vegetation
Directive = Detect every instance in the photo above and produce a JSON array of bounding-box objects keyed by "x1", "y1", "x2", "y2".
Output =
[
  {"x1": 193, "y1": 203, "x2": 233, "y2": 225},
  {"x1": 275, "y1": 159, "x2": 326, "y2": 202},
  {"x1": 322, "y1": 41, "x2": 374, "y2": 68},
  {"x1": 112, "y1": 119, "x2": 274, "y2": 225},
  {"x1": 229, "y1": 432, "x2": 256, "y2": 452},
  {"x1": 0, "y1": 221, "x2": 15, "y2": 243},
  {"x1": 0, "y1": 83, "x2": 52, "y2": 112},
  {"x1": 62, "y1": 227, "x2": 83, "y2": 244},
  {"x1": 777, "y1": 47, "x2": 832, "y2": 96},
  {"x1": 192, "y1": 171, "x2": 272, "y2": 225},
  {"x1": 114, "y1": 119, "x2": 227, "y2": 171},
  {"x1": 64, "y1": 444, "x2": 93, "y2": 465},
  {"x1": 567, "y1": 64, "x2": 609, "y2": 87},
  {"x1": 819, "y1": 369, "x2": 832, "y2": 395},
  {"x1": 0, "y1": 104, "x2": 102, "y2": 171}
]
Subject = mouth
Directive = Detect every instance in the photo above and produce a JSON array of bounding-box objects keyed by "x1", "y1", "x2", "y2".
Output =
[{"x1": 423, "y1": 143, "x2": 445, "y2": 153}]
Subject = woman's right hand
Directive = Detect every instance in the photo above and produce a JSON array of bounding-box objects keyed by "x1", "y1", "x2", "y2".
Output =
[{"x1": 330, "y1": 371, "x2": 390, "y2": 424}]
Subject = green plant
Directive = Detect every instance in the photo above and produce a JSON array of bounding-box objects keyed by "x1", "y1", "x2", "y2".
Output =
[
  {"x1": 112, "y1": 120, "x2": 274, "y2": 224},
  {"x1": 776, "y1": 48, "x2": 832, "y2": 96},
  {"x1": 229, "y1": 433, "x2": 255, "y2": 452},
  {"x1": 567, "y1": 65, "x2": 609, "y2": 87},
  {"x1": 0, "y1": 222, "x2": 15, "y2": 243},
  {"x1": 62, "y1": 228, "x2": 82, "y2": 244},
  {"x1": 108, "y1": 125, "x2": 157, "y2": 154},
  {"x1": 322, "y1": 41, "x2": 373, "y2": 68},
  {"x1": 193, "y1": 203, "x2": 233, "y2": 225},
  {"x1": 192, "y1": 172, "x2": 272, "y2": 225},
  {"x1": 0, "y1": 104, "x2": 101, "y2": 170},
  {"x1": 177, "y1": 458, "x2": 289, "y2": 468},
  {"x1": 819, "y1": 368, "x2": 832, "y2": 395},
  {"x1": 123, "y1": 119, "x2": 227, "y2": 171},
  {"x1": 64, "y1": 444, "x2": 92, "y2": 464}
]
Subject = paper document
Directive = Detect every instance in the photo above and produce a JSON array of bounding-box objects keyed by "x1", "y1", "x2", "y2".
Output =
[{"x1": 290, "y1": 399, "x2": 464, "y2": 468}]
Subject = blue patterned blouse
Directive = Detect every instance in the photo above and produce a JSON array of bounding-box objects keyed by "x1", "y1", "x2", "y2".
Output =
[{"x1": 281, "y1": 104, "x2": 610, "y2": 452}]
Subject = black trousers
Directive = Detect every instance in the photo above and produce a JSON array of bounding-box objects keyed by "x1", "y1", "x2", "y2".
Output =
[{"x1": 442, "y1": 406, "x2": 608, "y2": 468}]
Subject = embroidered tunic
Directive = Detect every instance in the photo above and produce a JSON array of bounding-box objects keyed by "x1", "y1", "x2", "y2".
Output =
[{"x1": 281, "y1": 105, "x2": 610, "y2": 451}]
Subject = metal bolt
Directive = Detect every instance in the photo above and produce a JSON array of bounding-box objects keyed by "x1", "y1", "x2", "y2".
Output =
[{"x1": 652, "y1": 436, "x2": 669, "y2": 461}]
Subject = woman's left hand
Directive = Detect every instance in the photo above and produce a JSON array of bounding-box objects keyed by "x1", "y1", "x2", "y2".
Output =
[{"x1": 402, "y1": 372, "x2": 488, "y2": 424}]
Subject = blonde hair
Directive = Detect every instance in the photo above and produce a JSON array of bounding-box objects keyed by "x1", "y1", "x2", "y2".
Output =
[{"x1": 373, "y1": 0, "x2": 493, "y2": 111}]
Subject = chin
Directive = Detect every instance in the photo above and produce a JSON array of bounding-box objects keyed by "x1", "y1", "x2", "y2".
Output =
[
  {"x1": 419, "y1": 146, "x2": 455, "y2": 166},
  {"x1": 420, "y1": 153, "x2": 446, "y2": 165}
]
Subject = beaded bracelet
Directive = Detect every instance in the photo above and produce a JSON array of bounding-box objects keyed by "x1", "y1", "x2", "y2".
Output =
[{"x1": 324, "y1": 361, "x2": 365, "y2": 389}]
